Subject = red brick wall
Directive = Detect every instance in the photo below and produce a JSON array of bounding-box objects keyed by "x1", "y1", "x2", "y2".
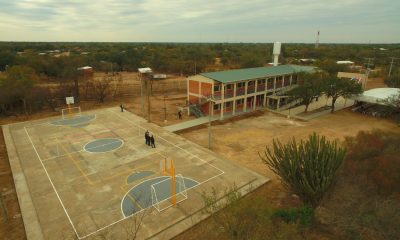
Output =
[
  {"x1": 201, "y1": 102, "x2": 210, "y2": 114},
  {"x1": 189, "y1": 80, "x2": 199, "y2": 94},
  {"x1": 189, "y1": 95, "x2": 199, "y2": 105},
  {"x1": 201, "y1": 82, "x2": 212, "y2": 97}
]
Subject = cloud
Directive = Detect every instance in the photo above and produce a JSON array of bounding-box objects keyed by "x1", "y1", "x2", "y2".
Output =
[{"x1": 0, "y1": 0, "x2": 398, "y2": 42}]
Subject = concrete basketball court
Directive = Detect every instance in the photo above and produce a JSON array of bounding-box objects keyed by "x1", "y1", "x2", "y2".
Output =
[{"x1": 3, "y1": 107, "x2": 268, "y2": 239}]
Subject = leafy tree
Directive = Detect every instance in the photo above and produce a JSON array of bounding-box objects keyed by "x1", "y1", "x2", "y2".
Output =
[
  {"x1": 0, "y1": 66, "x2": 38, "y2": 114},
  {"x1": 317, "y1": 59, "x2": 348, "y2": 76},
  {"x1": 259, "y1": 133, "x2": 346, "y2": 207},
  {"x1": 288, "y1": 72, "x2": 324, "y2": 112},
  {"x1": 384, "y1": 72, "x2": 400, "y2": 88},
  {"x1": 323, "y1": 76, "x2": 363, "y2": 113}
]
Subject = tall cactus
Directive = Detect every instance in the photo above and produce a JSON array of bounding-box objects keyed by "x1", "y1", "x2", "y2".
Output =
[{"x1": 259, "y1": 133, "x2": 346, "y2": 207}]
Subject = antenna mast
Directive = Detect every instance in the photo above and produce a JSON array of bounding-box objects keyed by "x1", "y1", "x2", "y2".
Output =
[{"x1": 315, "y1": 30, "x2": 320, "y2": 49}]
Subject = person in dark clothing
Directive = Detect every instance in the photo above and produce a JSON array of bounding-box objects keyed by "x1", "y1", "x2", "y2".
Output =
[
  {"x1": 145, "y1": 130, "x2": 150, "y2": 146},
  {"x1": 178, "y1": 110, "x2": 182, "y2": 120},
  {"x1": 150, "y1": 134, "x2": 155, "y2": 148},
  {"x1": 120, "y1": 104, "x2": 124, "y2": 112}
]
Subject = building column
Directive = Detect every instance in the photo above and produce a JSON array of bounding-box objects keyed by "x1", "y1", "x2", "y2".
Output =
[
  {"x1": 277, "y1": 98, "x2": 280, "y2": 110},
  {"x1": 289, "y1": 75, "x2": 292, "y2": 85},
  {"x1": 244, "y1": 81, "x2": 248, "y2": 112},
  {"x1": 211, "y1": 81, "x2": 215, "y2": 116},
  {"x1": 273, "y1": 77, "x2": 276, "y2": 93},
  {"x1": 253, "y1": 95, "x2": 256, "y2": 110},
  {"x1": 198, "y1": 80, "x2": 201, "y2": 104},
  {"x1": 263, "y1": 93, "x2": 267, "y2": 107},
  {"x1": 220, "y1": 83, "x2": 225, "y2": 119}
]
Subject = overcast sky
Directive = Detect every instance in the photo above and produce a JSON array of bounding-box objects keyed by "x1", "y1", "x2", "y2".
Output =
[{"x1": 0, "y1": 0, "x2": 399, "y2": 43}]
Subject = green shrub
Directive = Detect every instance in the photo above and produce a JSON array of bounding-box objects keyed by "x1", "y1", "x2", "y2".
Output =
[
  {"x1": 272, "y1": 206, "x2": 314, "y2": 227},
  {"x1": 260, "y1": 133, "x2": 346, "y2": 207}
]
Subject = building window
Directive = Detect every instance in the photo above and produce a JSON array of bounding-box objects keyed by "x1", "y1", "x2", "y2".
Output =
[
  {"x1": 225, "y1": 102, "x2": 232, "y2": 108},
  {"x1": 248, "y1": 81, "x2": 254, "y2": 86},
  {"x1": 267, "y1": 78, "x2": 273, "y2": 84},
  {"x1": 236, "y1": 99, "x2": 244, "y2": 105},
  {"x1": 226, "y1": 84, "x2": 233, "y2": 90},
  {"x1": 257, "y1": 79, "x2": 265, "y2": 85},
  {"x1": 214, "y1": 85, "x2": 220, "y2": 92},
  {"x1": 237, "y1": 82, "x2": 245, "y2": 88},
  {"x1": 213, "y1": 104, "x2": 220, "y2": 110}
]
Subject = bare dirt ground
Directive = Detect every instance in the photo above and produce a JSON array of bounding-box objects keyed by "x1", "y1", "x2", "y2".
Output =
[
  {"x1": 0, "y1": 74, "x2": 395, "y2": 239},
  {"x1": 179, "y1": 110, "x2": 400, "y2": 180}
]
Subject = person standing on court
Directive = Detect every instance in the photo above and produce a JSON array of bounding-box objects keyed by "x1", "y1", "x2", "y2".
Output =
[
  {"x1": 120, "y1": 104, "x2": 124, "y2": 112},
  {"x1": 145, "y1": 130, "x2": 150, "y2": 146},
  {"x1": 150, "y1": 134, "x2": 156, "y2": 148},
  {"x1": 178, "y1": 110, "x2": 182, "y2": 120}
]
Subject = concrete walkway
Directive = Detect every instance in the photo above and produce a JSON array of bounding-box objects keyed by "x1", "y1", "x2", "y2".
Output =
[
  {"x1": 164, "y1": 115, "x2": 220, "y2": 132},
  {"x1": 165, "y1": 96, "x2": 355, "y2": 132},
  {"x1": 274, "y1": 95, "x2": 354, "y2": 121}
]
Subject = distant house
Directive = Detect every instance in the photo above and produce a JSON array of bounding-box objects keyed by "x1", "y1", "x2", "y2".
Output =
[
  {"x1": 187, "y1": 65, "x2": 315, "y2": 119},
  {"x1": 336, "y1": 60, "x2": 354, "y2": 65},
  {"x1": 77, "y1": 66, "x2": 94, "y2": 77},
  {"x1": 152, "y1": 74, "x2": 167, "y2": 80},
  {"x1": 299, "y1": 59, "x2": 316, "y2": 64},
  {"x1": 337, "y1": 72, "x2": 366, "y2": 84}
]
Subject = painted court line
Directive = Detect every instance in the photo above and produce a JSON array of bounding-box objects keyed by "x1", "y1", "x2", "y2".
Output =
[
  {"x1": 24, "y1": 127, "x2": 81, "y2": 239},
  {"x1": 24, "y1": 110, "x2": 226, "y2": 240},
  {"x1": 110, "y1": 109, "x2": 225, "y2": 176},
  {"x1": 83, "y1": 138, "x2": 124, "y2": 153}
]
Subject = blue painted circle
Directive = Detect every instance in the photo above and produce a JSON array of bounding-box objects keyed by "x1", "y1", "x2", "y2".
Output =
[
  {"x1": 51, "y1": 114, "x2": 96, "y2": 127},
  {"x1": 84, "y1": 138, "x2": 123, "y2": 153},
  {"x1": 121, "y1": 176, "x2": 199, "y2": 217}
]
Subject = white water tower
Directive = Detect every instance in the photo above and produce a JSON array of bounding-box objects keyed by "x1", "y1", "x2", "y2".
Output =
[{"x1": 273, "y1": 42, "x2": 281, "y2": 66}]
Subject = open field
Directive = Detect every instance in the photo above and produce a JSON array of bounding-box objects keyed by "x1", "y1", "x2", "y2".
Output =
[{"x1": 3, "y1": 107, "x2": 267, "y2": 239}]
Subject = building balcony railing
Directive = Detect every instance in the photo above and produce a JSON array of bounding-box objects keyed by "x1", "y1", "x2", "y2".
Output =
[
  {"x1": 225, "y1": 89, "x2": 234, "y2": 99},
  {"x1": 257, "y1": 84, "x2": 265, "y2": 92},
  {"x1": 213, "y1": 92, "x2": 222, "y2": 100},
  {"x1": 247, "y1": 86, "x2": 255, "y2": 94},
  {"x1": 236, "y1": 89, "x2": 245, "y2": 96}
]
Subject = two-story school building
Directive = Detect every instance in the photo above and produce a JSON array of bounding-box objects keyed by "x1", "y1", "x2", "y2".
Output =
[{"x1": 187, "y1": 64, "x2": 315, "y2": 119}]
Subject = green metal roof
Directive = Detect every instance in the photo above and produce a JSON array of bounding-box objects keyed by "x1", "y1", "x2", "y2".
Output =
[{"x1": 200, "y1": 65, "x2": 316, "y2": 83}]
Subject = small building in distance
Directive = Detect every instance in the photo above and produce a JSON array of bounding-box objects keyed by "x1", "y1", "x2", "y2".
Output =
[
  {"x1": 336, "y1": 60, "x2": 355, "y2": 65},
  {"x1": 337, "y1": 72, "x2": 366, "y2": 85},
  {"x1": 187, "y1": 65, "x2": 315, "y2": 119},
  {"x1": 77, "y1": 66, "x2": 94, "y2": 77},
  {"x1": 152, "y1": 74, "x2": 167, "y2": 80}
]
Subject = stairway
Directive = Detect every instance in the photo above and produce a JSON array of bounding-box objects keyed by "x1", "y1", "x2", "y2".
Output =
[{"x1": 189, "y1": 104, "x2": 205, "y2": 118}]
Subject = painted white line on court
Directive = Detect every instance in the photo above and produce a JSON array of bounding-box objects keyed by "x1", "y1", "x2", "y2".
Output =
[
  {"x1": 110, "y1": 109, "x2": 225, "y2": 176},
  {"x1": 25, "y1": 109, "x2": 226, "y2": 239},
  {"x1": 83, "y1": 138, "x2": 124, "y2": 153},
  {"x1": 24, "y1": 127, "x2": 81, "y2": 239}
]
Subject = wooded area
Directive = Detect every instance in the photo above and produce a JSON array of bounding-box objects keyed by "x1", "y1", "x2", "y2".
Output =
[{"x1": 0, "y1": 42, "x2": 399, "y2": 116}]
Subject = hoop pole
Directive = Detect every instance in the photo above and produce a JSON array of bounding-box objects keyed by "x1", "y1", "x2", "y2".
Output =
[{"x1": 67, "y1": 103, "x2": 72, "y2": 114}]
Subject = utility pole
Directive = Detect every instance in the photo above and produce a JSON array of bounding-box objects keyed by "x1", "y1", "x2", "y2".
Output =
[
  {"x1": 163, "y1": 95, "x2": 167, "y2": 123},
  {"x1": 364, "y1": 58, "x2": 374, "y2": 90},
  {"x1": 389, "y1": 57, "x2": 400, "y2": 77},
  {"x1": 140, "y1": 74, "x2": 144, "y2": 117},
  {"x1": 146, "y1": 78, "x2": 151, "y2": 122}
]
